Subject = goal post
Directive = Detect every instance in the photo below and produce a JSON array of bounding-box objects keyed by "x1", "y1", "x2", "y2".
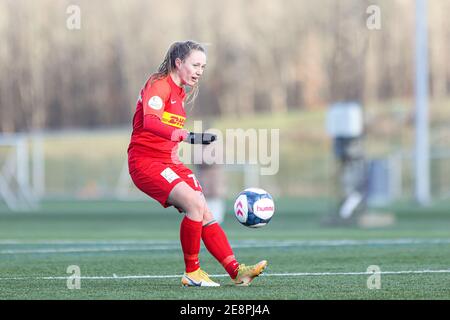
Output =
[{"x1": 0, "y1": 134, "x2": 43, "y2": 211}]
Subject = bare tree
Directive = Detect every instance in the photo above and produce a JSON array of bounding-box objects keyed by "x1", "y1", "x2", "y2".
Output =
[{"x1": 0, "y1": 0, "x2": 447, "y2": 132}]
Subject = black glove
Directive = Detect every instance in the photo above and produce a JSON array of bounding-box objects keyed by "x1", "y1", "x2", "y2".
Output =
[{"x1": 187, "y1": 132, "x2": 217, "y2": 145}]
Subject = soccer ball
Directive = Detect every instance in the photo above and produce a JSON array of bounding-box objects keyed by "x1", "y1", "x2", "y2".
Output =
[{"x1": 233, "y1": 188, "x2": 275, "y2": 228}]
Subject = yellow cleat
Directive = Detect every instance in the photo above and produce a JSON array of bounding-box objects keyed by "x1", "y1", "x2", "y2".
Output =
[
  {"x1": 232, "y1": 260, "x2": 268, "y2": 286},
  {"x1": 181, "y1": 268, "x2": 220, "y2": 287}
]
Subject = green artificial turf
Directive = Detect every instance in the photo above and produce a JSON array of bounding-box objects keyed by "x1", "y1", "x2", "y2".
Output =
[{"x1": 0, "y1": 199, "x2": 449, "y2": 300}]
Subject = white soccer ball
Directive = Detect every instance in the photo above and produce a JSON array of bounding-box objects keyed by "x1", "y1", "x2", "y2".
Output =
[{"x1": 233, "y1": 188, "x2": 275, "y2": 228}]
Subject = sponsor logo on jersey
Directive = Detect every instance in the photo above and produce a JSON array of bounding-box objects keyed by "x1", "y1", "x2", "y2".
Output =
[{"x1": 161, "y1": 111, "x2": 186, "y2": 128}]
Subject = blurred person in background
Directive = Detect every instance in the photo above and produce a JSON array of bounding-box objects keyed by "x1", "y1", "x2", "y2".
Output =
[{"x1": 127, "y1": 40, "x2": 267, "y2": 287}]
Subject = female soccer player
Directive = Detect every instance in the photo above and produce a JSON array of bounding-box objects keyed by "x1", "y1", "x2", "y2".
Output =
[{"x1": 128, "y1": 40, "x2": 267, "y2": 287}]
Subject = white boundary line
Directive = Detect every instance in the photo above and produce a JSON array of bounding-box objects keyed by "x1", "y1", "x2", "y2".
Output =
[
  {"x1": 1, "y1": 238, "x2": 449, "y2": 245},
  {"x1": 0, "y1": 246, "x2": 179, "y2": 254},
  {"x1": 1, "y1": 238, "x2": 450, "y2": 254},
  {"x1": 0, "y1": 240, "x2": 178, "y2": 245},
  {"x1": 1, "y1": 269, "x2": 450, "y2": 281}
]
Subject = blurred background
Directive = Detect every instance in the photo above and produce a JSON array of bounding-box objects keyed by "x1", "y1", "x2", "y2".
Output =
[{"x1": 0, "y1": 0, "x2": 449, "y2": 220}]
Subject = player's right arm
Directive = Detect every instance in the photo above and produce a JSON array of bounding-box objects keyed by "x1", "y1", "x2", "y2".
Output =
[
  {"x1": 141, "y1": 79, "x2": 217, "y2": 144},
  {"x1": 142, "y1": 80, "x2": 189, "y2": 142}
]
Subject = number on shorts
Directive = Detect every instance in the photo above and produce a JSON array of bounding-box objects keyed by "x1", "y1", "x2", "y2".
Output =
[{"x1": 187, "y1": 174, "x2": 199, "y2": 188}]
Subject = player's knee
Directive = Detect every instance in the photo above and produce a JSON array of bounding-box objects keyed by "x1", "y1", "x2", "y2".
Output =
[
  {"x1": 186, "y1": 196, "x2": 207, "y2": 220},
  {"x1": 202, "y1": 210, "x2": 215, "y2": 225}
]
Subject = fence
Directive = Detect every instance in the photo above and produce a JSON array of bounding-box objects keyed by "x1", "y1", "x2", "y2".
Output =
[{"x1": 1, "y1": 128, "x2": 449, "y2": 211}]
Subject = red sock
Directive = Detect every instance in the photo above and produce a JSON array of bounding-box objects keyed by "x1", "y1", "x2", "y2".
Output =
[
  {"x1": 202, "y1": 222, "x2": 239, "y2": 279},
  {"x1": 180, "y1": 216, "x2": 203, "y2": 273}
]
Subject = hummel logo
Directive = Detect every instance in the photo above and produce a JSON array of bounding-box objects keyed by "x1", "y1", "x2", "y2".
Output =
[
  {"x1": 171, "y1": 100, "x2": 177, "y2": 104},
  {"x1": 236, "y1": 201, "x2": 244, "y2": 216}
]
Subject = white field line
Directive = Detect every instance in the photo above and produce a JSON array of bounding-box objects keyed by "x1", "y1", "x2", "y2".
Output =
[
  {"x1": 0, "y1": 240, "x2": 178, "y2": 245},
  {"x1": 1, "y1": 239, "x2": 450, "y2": 254},
  {"x1": 0, "y1": 246, "x2": 179, "y2": 254},
  {"x1": 0, "y1": 238, "x2": 449, "y2": 245},
  {"x1": 0, "y1": 269, "x2": 450, "y2": 281}
]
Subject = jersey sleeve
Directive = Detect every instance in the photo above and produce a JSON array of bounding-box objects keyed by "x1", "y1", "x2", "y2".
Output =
[
  {"x1": 143, "y1": 114, "x2": 189, "y2": 142},
  {"x1": 142, "y1": 79, "x2": 171, "y2": 119}
]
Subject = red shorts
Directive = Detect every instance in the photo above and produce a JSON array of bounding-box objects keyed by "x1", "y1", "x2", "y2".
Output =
[{"x1": 128, "y1": 157, "x2": 203, "y2": 209}]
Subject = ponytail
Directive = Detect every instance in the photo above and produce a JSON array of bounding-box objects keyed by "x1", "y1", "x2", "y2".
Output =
[{"x1": 150, "y1": 40, "x2": 206, "y2": 105}]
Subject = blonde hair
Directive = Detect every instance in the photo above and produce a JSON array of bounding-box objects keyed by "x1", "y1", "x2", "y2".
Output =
[{"x1": 150, "y1": 40, "x2": 206, "y2": 105}]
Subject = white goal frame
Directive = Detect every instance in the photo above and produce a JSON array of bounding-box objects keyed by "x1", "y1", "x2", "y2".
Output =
[{"x1": 0, "y1": 134, "x2": 43, "y2": 211}]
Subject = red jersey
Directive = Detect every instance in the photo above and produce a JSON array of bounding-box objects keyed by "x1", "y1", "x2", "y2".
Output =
[{"x1": 128, "y1": 75, "x2": 186, "y2": 163}]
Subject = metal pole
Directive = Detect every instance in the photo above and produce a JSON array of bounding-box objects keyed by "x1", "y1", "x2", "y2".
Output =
[
  {"x1": 415, "y1": 0, "x2": 430, "y2": 205},
  {"x1": 32, "y1": 134, "x2": 45, "y2": 199}
]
